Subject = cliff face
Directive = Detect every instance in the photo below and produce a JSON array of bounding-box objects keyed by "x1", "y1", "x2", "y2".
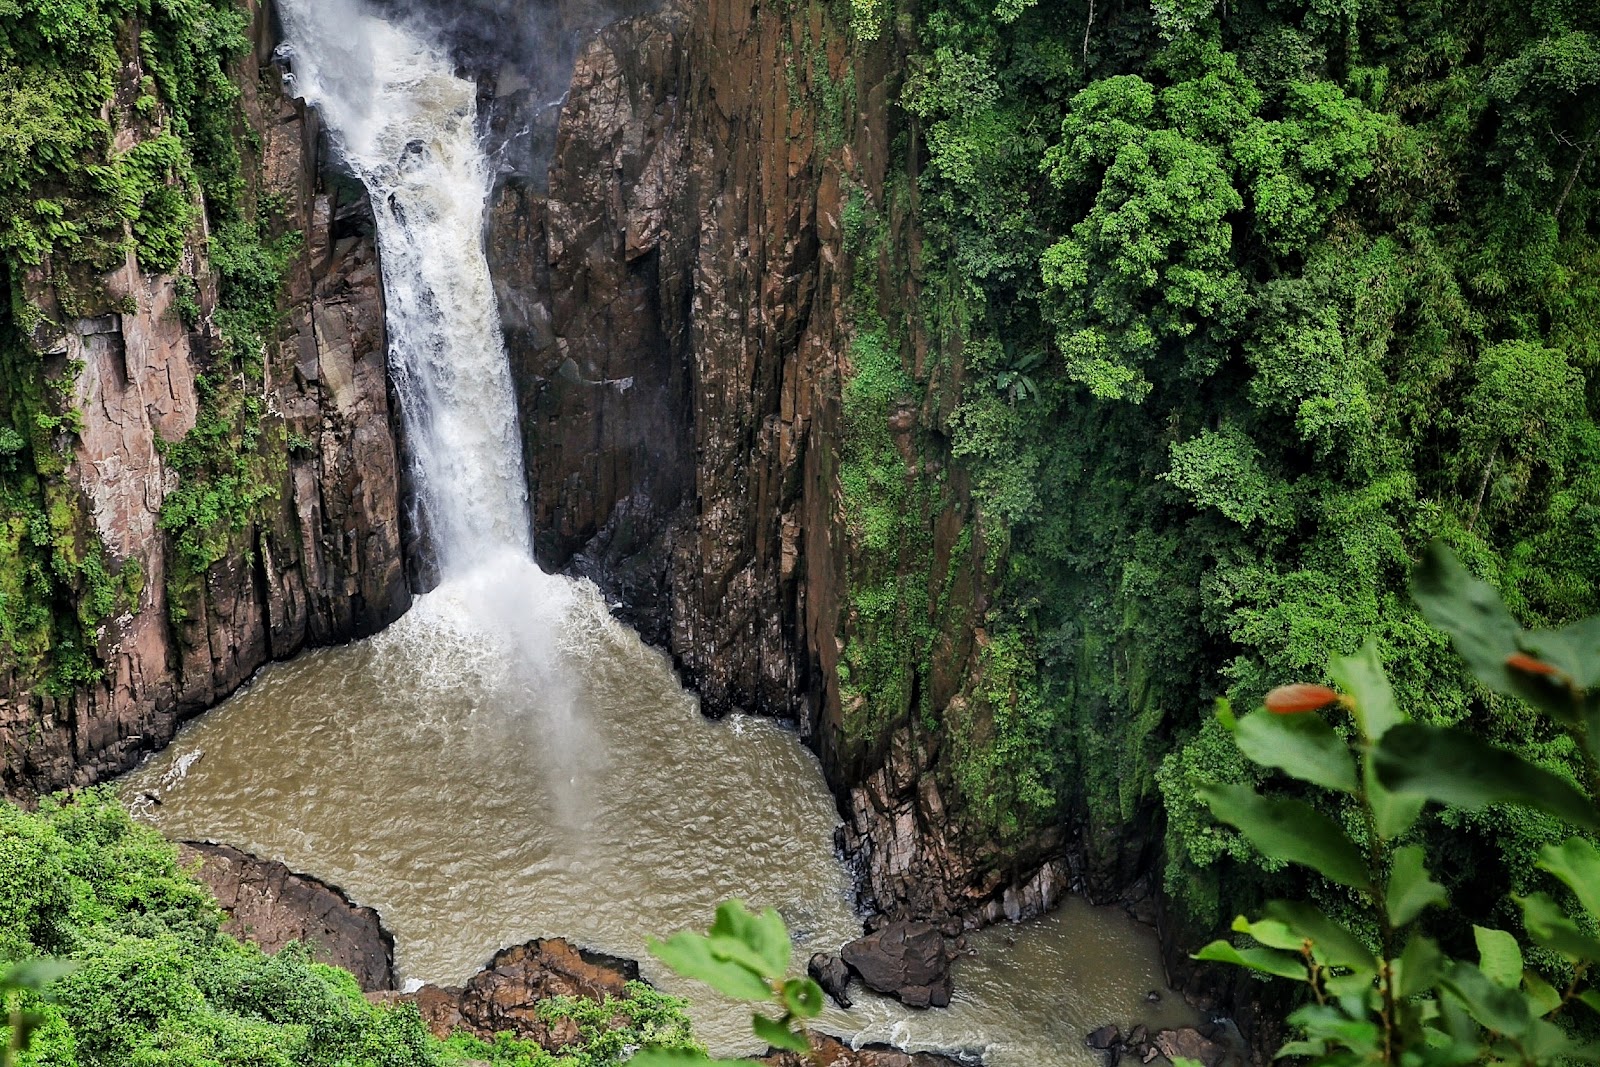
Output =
[
  {"x1": 486, "y1": 0, "x2": 1081, "y2": 925},
  {"x1": 0, "y1": 1, "x2": 408, "y2": 794}
]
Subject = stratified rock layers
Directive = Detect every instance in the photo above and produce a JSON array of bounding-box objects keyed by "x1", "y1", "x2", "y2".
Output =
[{"x1": 0, "y1": 0, "x2": 408, "y2": 794}]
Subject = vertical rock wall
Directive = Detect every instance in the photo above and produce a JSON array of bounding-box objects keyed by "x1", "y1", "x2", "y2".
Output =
[
  {"x1": 0, "y1": 1, "x2": 409, "y2": 794},
  {"x1": 486, "y1": 0, "x2": 1062, "y2": 924}
]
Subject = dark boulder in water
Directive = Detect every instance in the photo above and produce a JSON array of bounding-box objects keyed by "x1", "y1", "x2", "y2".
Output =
[
  {"x1": 840, "y1": 921, "x2": 954, "y2": 1009},
  {"x1": 809, "y1": 951, "x2": 854, "y2": 1009}
]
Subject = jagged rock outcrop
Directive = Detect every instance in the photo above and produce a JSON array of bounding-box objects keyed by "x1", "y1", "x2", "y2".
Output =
[
  {"x1": 0, "y1": 0, "x2": 408, "y2": 795},
  {"x1": 179, "y1": 841, "x2": 396, "y2": 992},
  {"x1": 374, "y1": 938, "x2": 641, "y2": 1053}
]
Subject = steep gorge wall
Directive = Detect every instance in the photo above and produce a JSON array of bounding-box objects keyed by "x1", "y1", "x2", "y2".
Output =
[
  {"x1": 0, "y1": 1, "x2": 409, "y2": 794},
  {"x1": 485, "y1": 0, "x2": 1100, "y2": 928}
]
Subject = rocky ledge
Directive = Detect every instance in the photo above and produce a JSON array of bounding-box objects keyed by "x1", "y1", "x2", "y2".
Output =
[
  {"x1": 1086, "y1": 1023, "x2": 1230, "y2": 1067},
  {"x1": 759, "y1": 1033, "x2": 969, "y2": 1067},
  {"x1": 370, "y1": 938, "x2": 642, "y2": 1054},
  {"x1": 179, "y1": 841, "x2": 396, "y2": 992}
]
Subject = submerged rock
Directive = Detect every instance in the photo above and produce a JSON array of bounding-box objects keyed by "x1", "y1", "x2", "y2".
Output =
[
  {"x1": 840, "y1": 922, "x2": 954, "y2": 1009},
  {"x1": 179, "y1": 842, "x2": 395, "y2": 992},
  {"x1": 1085, "y1": 1025, "x2": 1121, "y2": 1050},
  {"x1": 809, "y1": 951, "x2": 854, "y2": 1009}
]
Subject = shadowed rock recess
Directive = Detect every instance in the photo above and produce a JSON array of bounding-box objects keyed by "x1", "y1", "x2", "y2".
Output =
[{"x1": 0, "y1": 0, "x2": 409, "y2": 795}]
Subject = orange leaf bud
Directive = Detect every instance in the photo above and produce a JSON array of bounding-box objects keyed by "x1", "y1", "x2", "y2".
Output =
[
  {"x1": 1506, "y1": 652, "x2": 1564, "y2": 678},
  {"x1": 1264, "y1": 683, "x2": 1341, "y2": 715}
]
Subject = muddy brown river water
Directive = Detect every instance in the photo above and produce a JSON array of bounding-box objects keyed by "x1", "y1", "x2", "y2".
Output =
[{"x1": 123, "y1": 564, "x2": 1199, "y2": 1064}]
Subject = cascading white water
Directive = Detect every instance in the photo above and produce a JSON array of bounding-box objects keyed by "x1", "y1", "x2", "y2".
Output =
[
  {"x1": 278, "y1": 0, "x2": 529, "y2": 570},
  {"x1": 276, "y1": 0, "x2": 602, "y2": 801}
]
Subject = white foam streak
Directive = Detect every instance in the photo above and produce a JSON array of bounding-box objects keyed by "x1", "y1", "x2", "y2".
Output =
[
  {"x1": 277, "y1": 0, "x2": 530, "y2": 571},
  {"x1": 276, "y1": 0, "x2": 607, "y2": 804}
]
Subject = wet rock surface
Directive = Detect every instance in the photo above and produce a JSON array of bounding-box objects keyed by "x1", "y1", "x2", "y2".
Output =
[
  {"x1": 759, "y1": 1032, "x2": 970, "y2": 1066},
  {"x1": 840, "y1": 922, "x2": 954, "y2": 1009},
  {"x1": 483, "y1": 0, "x2": 1081, "y2": 935},
  {"x1": 374, "y1": 939, "x2": 640, "y2": 1053},
  {"x1": 809, "y1": 951, "x2": 853, "y2": 1009},
  {"x1": 1086, "y1": 1023, "x2": 1230, "y2": 1067},
  {"x1": 179, "y1": 842, "x2": 395, "y2": 992}
]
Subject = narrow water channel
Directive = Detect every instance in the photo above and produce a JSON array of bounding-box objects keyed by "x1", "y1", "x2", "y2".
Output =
[
  {"x1": 122, "y1": 1, "x2": 1201, "y2": 1060},
  {"x1": 122, "y1": 577, "x2": 1197, "y2": 1063}
]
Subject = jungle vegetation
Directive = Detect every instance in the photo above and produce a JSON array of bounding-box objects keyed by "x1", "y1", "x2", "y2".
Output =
[
  {"x1": 0, "y1": 790, "x2": 701, "y2": 1067},
  {"x1": 853, "y1": 0, "x2": 1600, "y2": 947}
]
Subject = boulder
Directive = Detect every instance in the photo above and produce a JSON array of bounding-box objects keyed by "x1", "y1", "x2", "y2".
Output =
[
  {"x1": 1154, "y1": 1028, "x2": 1226, "y2": 1067},
  {"x1": 809, "y1": 952, "x2": 853, "y2": 1009},
  {"x1": 1086, "y1": 1025, "x2": 1121, "y2": 1050},
  {"x1": 179, "y1": 842, "x2": 394, "y2": 991},
  {"x1": 840, "y1": 922, "x2": 954, "y2": 1009},
  {"x1": 759, "y1": 1030, "x2": 970, "y2": 1065},
  {"x1": 373, "y1": 938, "x2": 638, "y2": 1053}
]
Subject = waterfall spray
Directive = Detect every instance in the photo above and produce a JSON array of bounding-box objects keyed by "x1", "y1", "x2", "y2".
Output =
[
  {"x1": 275, "y1": 0, "x2": 603, "y2": 803},
  {"x1": 277, "y1": 0, "x2": 529, "y2": 572}
]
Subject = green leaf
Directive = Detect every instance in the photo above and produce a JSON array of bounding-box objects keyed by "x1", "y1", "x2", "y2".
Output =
[
  {"x1": 1518, "y1": 893, "x2": 1600, "y2": 962},
  {"x1": 1523, "y1": 969, "x2": 1564, "y2": 1016},
  {"x1": 1387, "y1": 846, "x2": 1449, "y2": 927},
  {"x1": 1537, "y1": 838, "x2": 1600, "y2": 921},
  {"x1": 648, "y1": 932, "x2": 774, "y2": 1001},
  {"x1": 707, "y1": 900, "x2": 792, "y2": 979},
  {"x1": 1519, "y1": 615, "x2": 1600, "y2": 691},
  {"x1": 1328, "y1": 639, "x2": 1403, "y2": 742},
  {"x1": 1234, "y1": 710, "x2": 1358, "y2": 794},
  {"x1": 1474, "y1": 927, "x2": 1523, "y2": 988},
  {"x1": 1231, "y1": 915, "x2": 1304, "y2": 952},
  {"x1": 752, "y1": 1015, "x2": 810, "y2": 1054},
  {"x1": 1410, "y1": 544, "x2": 1590, "y2": 722},
  {"x1": 1579, "y1": 990, "x2": 1600, "y2": 1017},
  {"x1": 1441, "y1": 962, "x2": 1533, "y2": 1038},
  {"x1": 1397, "y1": 935, "x2": 1442, "y2": 999},
  {"x1": 1198, "y1": 783, "x2": 1372, "y2": 890},
  {"x1": 0, "y1": 960, "x2": 78, "y2": 991},
  {"x1": 1410, "y1": 543, "x2": 1524, "y2": 694},
  {"x1": 1289, "y1": 1004, "x2": 1383, "y2": 1051},
  {"x1": 780, "y1": 978, "x2": 824, "y2": 1019},
  {"x1": 1262, "y1": 900, "x2": 1377, "y2": 972},
  {"x1": 1193, "y1": 939, "x2": 1308, "y2": 980},
  {"x1": 1365, "y1": 758, "x2": 1424, "y2": 840},
  {"x1": 1372, "y1": 724, "x2": 1599, "y2": 831}
]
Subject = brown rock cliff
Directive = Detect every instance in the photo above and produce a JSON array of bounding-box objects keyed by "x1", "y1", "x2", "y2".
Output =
[{"x1": 0, "y1": 0, "x2": 409, "y2": 795}]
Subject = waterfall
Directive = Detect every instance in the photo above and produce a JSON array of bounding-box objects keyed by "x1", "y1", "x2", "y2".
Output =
[
  {"x1": 275, "y1": 0, "x2": 604, "y2": 802},
  {"x1": 277, "y1": 0, "x2": 530, "y2": 574}
]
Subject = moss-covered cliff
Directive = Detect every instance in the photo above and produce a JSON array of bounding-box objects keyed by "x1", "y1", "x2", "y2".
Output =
[{"x1": 0, "y1": 0, "x2": 409, "y2": 793}]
